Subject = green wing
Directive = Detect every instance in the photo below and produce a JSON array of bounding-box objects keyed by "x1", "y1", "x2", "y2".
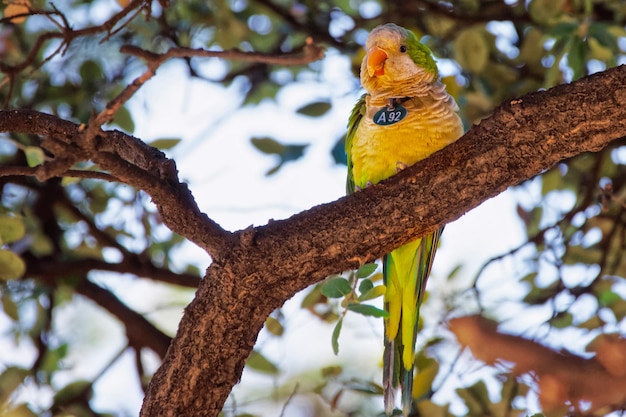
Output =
[{"x1": 345, "y1": 93, "x2": 367, "y2": 195}]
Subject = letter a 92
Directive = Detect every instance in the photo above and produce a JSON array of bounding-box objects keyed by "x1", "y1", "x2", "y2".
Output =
[{"x1": 373, "y1": 105, "x2": 407, "y2": 126}]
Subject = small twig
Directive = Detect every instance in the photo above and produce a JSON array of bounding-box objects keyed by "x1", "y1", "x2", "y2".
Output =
[
  {"x1": 278, "y1": 383, "x2": 299, "y2": 417},
  {"x1": 0, "y1": 165, "x2": 119, "y2": 182},
  {"x1": 92, "y1": 39, "x2": 325, "y2": 128},
  {"x1": 121, "y1": 38, "x2": 326, "y2": 67},
  {"x1": 0, "y1": 0, "x2": 147, "y2": 75},
  {"x1": 93, "y1": 62, "x2": 160, "y2": 127},
  {"x1": 43, "y1": 4, "x2": 67, "y2": 32},
  {"x1": 102, "y1": 3, "x2": 146, "y2": 42}
]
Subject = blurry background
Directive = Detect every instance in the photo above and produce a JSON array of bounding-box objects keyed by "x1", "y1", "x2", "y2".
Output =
[{"x1": 1, "y1": 0, "x2": 626, "y2": 416}]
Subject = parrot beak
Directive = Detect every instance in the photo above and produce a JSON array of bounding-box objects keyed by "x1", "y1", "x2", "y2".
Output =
[{"x1": 367, "y1": 46, "x2": 388, "y2": 77}]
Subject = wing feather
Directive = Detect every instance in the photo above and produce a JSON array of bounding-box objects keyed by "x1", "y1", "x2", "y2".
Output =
[{"x1": 345, "y1": 93, "x2": 367, "y2": 195}]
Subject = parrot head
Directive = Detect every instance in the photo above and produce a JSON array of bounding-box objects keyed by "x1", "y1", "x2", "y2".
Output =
[{"x1": 360, "y1": 23, "x2": 438, "y2": 95}]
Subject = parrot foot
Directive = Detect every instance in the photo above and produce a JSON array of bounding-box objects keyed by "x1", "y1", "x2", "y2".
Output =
[
  {"x1": 355, "y1": 181, "x2": 373, "y2": 192},
  {"x1": 396, "y1": 162, "x2": 408, "y2": 173}
]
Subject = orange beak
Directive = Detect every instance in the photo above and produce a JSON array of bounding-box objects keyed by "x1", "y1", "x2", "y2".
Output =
[{"x1": 367, "y1": 46, "x2": 388, "y2": 77}]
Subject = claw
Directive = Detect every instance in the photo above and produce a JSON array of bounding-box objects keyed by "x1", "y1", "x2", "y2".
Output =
[
  {"x1": 396, "y1": 162, "x2": 408, "y2": 173},
  {"x1": 355, "y1": 181, "x2": 374, "y2": 192}
]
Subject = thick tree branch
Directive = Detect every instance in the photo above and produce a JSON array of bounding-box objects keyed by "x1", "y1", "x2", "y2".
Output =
[{"x1": 140, "y1": 66, "x2": 626, "y2": 416}]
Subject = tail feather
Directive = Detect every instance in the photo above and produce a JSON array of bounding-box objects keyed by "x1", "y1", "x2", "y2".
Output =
[
  {"x1": 383, "y1": 337, "x2": 396, "y2": 416},
  {"x1": 382, "y1": 228, "x2": 443, "y2": 416},
  {"x1": 401, "y1": 367, "x2": 414, "y2": 417}
]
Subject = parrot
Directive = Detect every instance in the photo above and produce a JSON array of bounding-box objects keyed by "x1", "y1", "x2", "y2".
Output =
[{"x1": 345, "y1": 23, "x2": 464, "y2": 416}]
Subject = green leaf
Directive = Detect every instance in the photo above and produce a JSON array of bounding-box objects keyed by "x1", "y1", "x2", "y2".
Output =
[
  {"x1": 331, "y1": 317, "x2": 343, "y2": 355},
  {"x1": 413, "y1": 353, "x2": 439, "y2": 401},
  {"x1": 563, "y1": 245, "x2": 602, "y2": 265},
  {"x1": 358, "y1": 278, "x2": 374, "y2": 295},
  {"x1": 587, "y1": 36, "x2": 613, "y2": 62},
  {"x1": 149, "y1": 138, "x2": 182, "y2": 150},
  {"x1": 0, "y1": 215, "x2": 25, "y2": 244},
  {"x1": 549, "y1": 311, "x2": 573, "y2": 328},
  {"x1": 518, "y1": 28, "x2": 545, "y2": 72},
  {"x1": 447, "y1": 264, "x2": 463, "y2": 280},
  {"x1": 528, "y1": 0, "x2": 567, "y2": 24},
  {"x1": 264, "y1": 316, "x2": 284, "y2": 336},
  {"x1": 321, "y1": 365, "x2": 342, "y2": 378},
  {"x1": 296, "y1": 101, "x2": 331, "y2": 117},
  {"x1": 61, "y1": 176, "x2": 81, "y2": 186},
  {"x1": 454, "y1": 27, "x2": 489, "y2": 73},
  {"x1": 0, "y1": 367, "x2": 28, "y2": 404},
  {"x1": 279, "y1": 143, "x2": 308, "y2": 163},
  {"x1": 358, "y1": 284, "x2": 386, "y2": 302},
  {"x1": 251, "y1": 137, "x2": 284, "y2": 155},
  {"x1": 40, "y1": 343, "x2": 69, "y2": 375},
  {"x1": 3, "y1": 404, "x2": 38, "y2": 417},
  {"x1": 610, "y1": 300, "x2": 626, "y2": 321},
  {"x1": 577, "y1": 314, "x2": 604, "y2": 330},
  {"x1": 346, "y1": 303, "x2": 388, "y2": 318},
  {"x1": 0, "y1": 249, "x2": 26, "y2": 280},
  {"x1": 301, "y1": 284, "x2": 324, "y2": 308},
  {"x1": 79, "y1": 60, "x2": 103, "y2": 81},
  {"x1": 522, "y1": 281, "x2": 560, "y2": 305},
  {"x1": 589, "y1": 22, "x2": 620, "y2": 50},
  {"x1": 112, "y1": 106, "x2": 135, "y2": 133},
  {"x1": 24, "y1": 146, "x2": 45, "y2": 167},
  {"x1": 53, "y1": 380, "x2": 93, "y2": 405},
  {"x1": 246, "y1": 350, "x2": 279, "y2": 375},
  {"x1": 456, "y1": 380, "x2": 491, "y2": 417},
  {"x1": 356, "y1": 263, "x2": 377, "y2": 278},
  {"x1": 541, "y1": 167, "x2": 563, "y2": 195},
  {"x1": 547, "y1": 22, "x2": 578, "y2": 38},
  {"x1": 490, "y1": 376, "x2": 523, "y2": 417},
  {"x1": 321, "y1": 277, "x2": 352, "y2": 298},
  {"x1": 567, "y1": 36, "x2": 586, "y2": 80},
  {"x1": 331, "y1": 136, "x2": 347, "y2": 165},
  {"x1": 1, "y1": 292, "x2": 18, "y2": 321},
  {"x1": 416, "y1": 400, "x2": 450, "y2": 417}
]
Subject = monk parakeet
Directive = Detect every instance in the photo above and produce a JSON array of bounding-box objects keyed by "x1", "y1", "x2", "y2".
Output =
[{"x1": 345, "y1": 23, "x2": 463, "y2": 416}]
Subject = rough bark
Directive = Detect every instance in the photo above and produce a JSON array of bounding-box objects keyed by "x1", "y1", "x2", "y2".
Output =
[{"x1": 2, "y1": 65, "x2": 626, "y2": 416}]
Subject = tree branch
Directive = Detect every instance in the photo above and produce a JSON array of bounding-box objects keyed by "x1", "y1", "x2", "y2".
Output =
[
  {"x1": 140, "y1": 66, "x2": 626, "y2": 416},
  {"x1": 121, "y1": 39, "x2": 326, "y2": 67},
  {"x1": 0, "y1": 110, "x2": 235, "y2": 259},
  {"x1": 76, "y1": 278, "x2": 172, "y2": 359},
  {"x1": 449, "y1": 315, "x2": 626, "y2": 414}
]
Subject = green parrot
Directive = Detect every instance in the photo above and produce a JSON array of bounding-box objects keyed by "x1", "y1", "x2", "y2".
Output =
[{"x1": 345, "y1": 23, "x2": 463, "y2": 416}]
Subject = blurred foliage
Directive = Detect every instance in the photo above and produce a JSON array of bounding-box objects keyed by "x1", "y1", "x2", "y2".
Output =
[{"x1": 1, "y1": 0, "x2": 626, "y2": 416}]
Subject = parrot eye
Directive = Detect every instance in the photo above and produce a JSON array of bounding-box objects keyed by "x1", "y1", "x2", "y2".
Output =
[{"x1": 399, "y1": 45, "x2": 407, "y2": 53}]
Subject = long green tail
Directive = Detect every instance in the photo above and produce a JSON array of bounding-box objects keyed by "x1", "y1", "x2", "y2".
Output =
[{"x1": 382, "y1": 228, "x2": 443, "y2": 416}]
